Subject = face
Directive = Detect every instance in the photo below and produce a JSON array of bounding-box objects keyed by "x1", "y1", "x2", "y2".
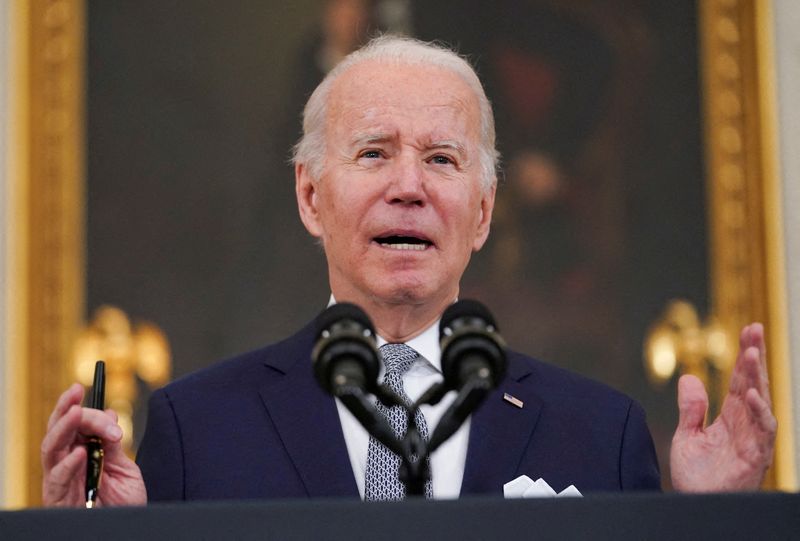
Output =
[{"x1": 296, "y1": 60, "x2": 495, "y2": 310}]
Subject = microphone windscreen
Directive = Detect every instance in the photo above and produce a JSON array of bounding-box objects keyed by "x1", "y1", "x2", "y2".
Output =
[
  {"x1": 315, "y1": 302, "x2": 374, "y2": 338},
  {"x1": 440, "y1": 299, "x2": 497, "y2": 335}
]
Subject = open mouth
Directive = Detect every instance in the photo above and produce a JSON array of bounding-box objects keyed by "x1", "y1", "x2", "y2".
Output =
[{"x1": 373, "y1": 235, "x2": 433, "y2": 251}]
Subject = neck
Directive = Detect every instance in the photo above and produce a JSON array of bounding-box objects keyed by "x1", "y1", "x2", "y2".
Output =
[
  {"x1": 332, "y1": 289, "x2": 456, "y2": 343},
  {"x1": 370, "y1": 301, "x2": 448, "y2": 343}
]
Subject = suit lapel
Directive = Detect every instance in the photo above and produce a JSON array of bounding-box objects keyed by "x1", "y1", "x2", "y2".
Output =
[
  {"x1": 257, "y1": 325, "x2": 359, "y2": 498},
  {"x1": 254, "y1": 327, "x2": 544, "y2": 498},
  {"x1": 460, "y1": 355, "x2": 543, "y2": 496}
]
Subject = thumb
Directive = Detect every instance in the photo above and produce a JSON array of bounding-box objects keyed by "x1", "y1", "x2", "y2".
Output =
[{"x1": 676, "y1": 374, "x2": 708, "y2": 433}]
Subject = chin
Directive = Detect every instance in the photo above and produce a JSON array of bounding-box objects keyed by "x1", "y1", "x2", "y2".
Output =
[
  {"x1": 361, "y1": 274, "x2": 421, "y2": 302},
  {"x1": 377, "y1": 278, "x2": 448, "y2": 307},
  {"x1": 386, "y1": 289, "x2": 429, "y2": 305}
]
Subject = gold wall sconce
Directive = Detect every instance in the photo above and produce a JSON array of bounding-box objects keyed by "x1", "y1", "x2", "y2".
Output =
[
  {"x1": 71, "y1": 305, "x2": 171, "y2": 454},
  {"x1": 644, "y1": 299, "x2": 735, "y2": 415}
]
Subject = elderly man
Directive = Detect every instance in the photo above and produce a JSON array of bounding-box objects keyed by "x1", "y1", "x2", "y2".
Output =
[{"x1": 41, "y1": 36, "x2": 775, "y2": 506}]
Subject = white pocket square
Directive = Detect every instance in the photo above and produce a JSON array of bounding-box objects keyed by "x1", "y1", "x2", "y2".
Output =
[{"x1": 503, "y1": 475, "x2": 582, "y2": 498}]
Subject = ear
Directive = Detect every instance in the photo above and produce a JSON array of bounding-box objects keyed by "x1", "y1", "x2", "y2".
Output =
[
  {"x1": 295, "y1": 163, "x2": 323, "y2": 238},
  {"x1": 472, "y1": 183, "x2": 496, "y2": 252}
]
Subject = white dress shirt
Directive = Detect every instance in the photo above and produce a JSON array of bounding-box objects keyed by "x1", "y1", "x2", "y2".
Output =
[{"x1": 332, "y1": 302, "x2": 470, "y2": 499}]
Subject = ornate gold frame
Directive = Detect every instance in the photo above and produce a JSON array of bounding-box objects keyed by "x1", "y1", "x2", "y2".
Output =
[
  {"x1": 700, "y1": 0, "x2": 795, "y2": 489},
  {"x1": 6, "y1": 0, "x2": 794, "y2": 506},
  {"x1": 7, "y1": 0, "x2": 85, "y2": 507}
]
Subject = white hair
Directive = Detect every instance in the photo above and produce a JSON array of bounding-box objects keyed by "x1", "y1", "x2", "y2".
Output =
[{"x1": 292, "y1": 35, "x2": 499, "y2": 192}]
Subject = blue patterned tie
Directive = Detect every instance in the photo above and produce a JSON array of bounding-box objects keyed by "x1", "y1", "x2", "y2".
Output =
[{"x1": 364, "y1": 343, "x2": 433, "y2": 500}]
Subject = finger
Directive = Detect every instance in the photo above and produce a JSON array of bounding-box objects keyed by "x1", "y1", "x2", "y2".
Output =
[
  {"x1": 98, "y1": 423, "x2": 139, "y2": 479},
  {"x1": 748, "y1": 323, "x2": 771, "y2": 409},
  {"x1": 749, "y1": 322, "x2": 767, "y2": 372},
  {"x1": 739, "y1": 323, "x2": 750, "y2": 353},
  {"x1": 42, "y1": 406, "x2": 123, "y2": 470},
  {"x1": 740, "y1": 322, "x2": 767, "y2": 372},
  {"x1": 101, "y1": 429, "x2": 129, "y2": 465},
  {"x1": 676, "y1": 374, "x2": 708, "y2": 433},
  {"x1": 104, "y1": 409, "x2": 119, "y2": 423},
  {"x1": 44, "y1": 445, "x2": 86, "y2": 503},
  {"x1": 740, "y1": 322, "x2": 758, "y2": 349},
  {"x1": 737, "y1": 344, "x2": 772, "y2": 409},
  {"x1": 739, "y1": 347, "x2": 761, "y2": 384},
  {"x1": 77, "y1": 408, "x2": 124, "y2": 441},
  {"x1": 728, "y1": 328, "x2": 750, "y2": 395},
  {"x1": 41, "y1": 405, "x2": 83, "y2": 470},
  {"x1": 100, "y1": 409, "x2": 125, "y2": 460},
  {"x1": 47, "y1": 384, "x2": 84, "y2": 432},
  {"x1": 728, "y1": 336, "x2": 765, "y2": 398},
  {"x1": 746, "y1": 387, "x2": 778, "y2": 438},
  {"x1": 749, "y1": 342, "x2": 772, "y2": 409}
]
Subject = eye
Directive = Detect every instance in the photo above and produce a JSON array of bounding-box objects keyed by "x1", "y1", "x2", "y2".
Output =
[
  {"x1": 359, "y1": 149, "x2": 383, "y2": 159},
  {"x1": 429, "y1": 154, "x2": 455, "y2": 165}
]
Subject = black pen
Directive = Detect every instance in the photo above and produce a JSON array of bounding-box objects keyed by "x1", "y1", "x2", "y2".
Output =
[{"x1": 85, "y1": 360, "x2": 105, "y2": 509}]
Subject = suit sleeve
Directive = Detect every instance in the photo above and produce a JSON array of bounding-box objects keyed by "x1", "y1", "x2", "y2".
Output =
[
  {"x1": 619, "y1": 400, "x2": 661, "y2": 490},
  {"x1": 136, "y1": 388, "x2": 186, "y2": 501}
]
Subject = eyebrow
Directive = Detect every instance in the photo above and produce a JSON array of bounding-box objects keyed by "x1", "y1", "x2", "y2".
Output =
[
  {"x1": 350, "y1": 133, "x2": 395, "y2": 147},
  {"x1": 348, "y1": 134, "x2": 468, "y2": 159},
  {"x1": 427, "y1": 140, "x2": 467, "y2": 156}
]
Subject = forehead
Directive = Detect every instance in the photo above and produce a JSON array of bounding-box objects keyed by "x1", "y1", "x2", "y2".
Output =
[{"x1": 326, "y1": 60, "x2": 481, "y2": 142}]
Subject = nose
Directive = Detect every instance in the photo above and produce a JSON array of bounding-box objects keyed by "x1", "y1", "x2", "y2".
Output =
[{"x1": 385, "y1": 155, "x2": 426, "y2": 206}]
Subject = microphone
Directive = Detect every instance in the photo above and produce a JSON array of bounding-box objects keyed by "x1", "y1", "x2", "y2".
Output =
[
  {"x1": 428, "y1": 300, "x2": 507, "y2": 453},
  {"x1": 439, "y1": 299, "x2": 507, "y2": 392},
  {"x1": 312, "y1": 302, "x2": 380, "y2": 396},
  {"x1": 311, "y1": 303, "x2": 405, "y2": 458}
]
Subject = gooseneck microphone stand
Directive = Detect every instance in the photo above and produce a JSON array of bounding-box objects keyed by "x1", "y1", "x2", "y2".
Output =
[
  {"x1": 332, "y1": 381, "x2": 431, "y2": 496},
  {"x1": 314, "y1": 300, "x2": 507, "y2": 498},
  {"x1": 335, "y1": 371, "x2": 498, "y2": 496}
]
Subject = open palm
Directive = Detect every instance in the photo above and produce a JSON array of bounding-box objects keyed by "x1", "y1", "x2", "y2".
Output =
[{"x1": 670, "y1": 323, "x2": 776, "y2": 492}]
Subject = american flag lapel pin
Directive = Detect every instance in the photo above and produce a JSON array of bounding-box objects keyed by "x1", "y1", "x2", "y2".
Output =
[{"x1": 503, "y1": 393, "x2": 524, "y2": 409}]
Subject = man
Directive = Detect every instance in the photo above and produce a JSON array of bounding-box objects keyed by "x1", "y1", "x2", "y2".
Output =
[{"x1": 41, "y1": 36, "x2": 776, "y2": 506}]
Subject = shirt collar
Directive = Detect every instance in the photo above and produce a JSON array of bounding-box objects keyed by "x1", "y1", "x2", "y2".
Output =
[{"x1": 328, "y1": 294, "x2": 442, "y2": 372}]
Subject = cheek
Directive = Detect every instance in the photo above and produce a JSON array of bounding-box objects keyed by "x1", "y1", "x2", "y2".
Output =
[
  {"x1": 444, "y1": 195, "x2": 483, "y2": 234},
  {"x1": 319, "y1": 198, "x2": 364, "y2": 249},
  {"x1": 324, "y1": 179, "x2": 383, "y2": 229},
  {"x1": 316, "y1": 183, "x2": 349, "y2": 229}
]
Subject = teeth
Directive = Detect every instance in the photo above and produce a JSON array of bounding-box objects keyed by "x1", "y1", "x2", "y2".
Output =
[{"x1": 380, "y1": 242, "x2": 427, "y2": 251}]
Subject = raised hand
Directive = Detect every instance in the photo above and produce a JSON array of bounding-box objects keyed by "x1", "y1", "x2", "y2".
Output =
[
  {"x1": 670, "y1": 323, "x2": 777, "y2": 492},
  {"x1": 41, "y1": 383, "x2": 147, "y2": 507}
]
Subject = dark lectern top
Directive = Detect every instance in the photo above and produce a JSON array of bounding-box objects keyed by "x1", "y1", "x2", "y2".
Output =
[{"x1": 1, "y1": 492, "x2": 798, "y2": 541}]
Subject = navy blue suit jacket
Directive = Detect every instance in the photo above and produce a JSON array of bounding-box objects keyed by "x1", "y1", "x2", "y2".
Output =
[{"x1": 136, "y1": 322, "x2": 660, "y2": 501}]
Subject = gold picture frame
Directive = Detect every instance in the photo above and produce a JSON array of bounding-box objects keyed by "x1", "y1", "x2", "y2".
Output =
[
  {"x1": 6, "y1": 0, "x2": 85, "y2": 507},
  {"x1": 700, "y1": 0, "x2": 795, "y2": 490},
  {"x1": 5, "y1": 0, "x2": 795, "y2": 507}
]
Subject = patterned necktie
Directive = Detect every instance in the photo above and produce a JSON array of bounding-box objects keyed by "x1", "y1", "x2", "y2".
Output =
[{"x1": 364, "y1": 343, "x2": 433, "y2": 500}]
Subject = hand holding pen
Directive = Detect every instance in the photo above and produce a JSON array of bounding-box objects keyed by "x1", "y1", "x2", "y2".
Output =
[{"x1": 41, "y1": 362, "x2": 147, "y2": 507}]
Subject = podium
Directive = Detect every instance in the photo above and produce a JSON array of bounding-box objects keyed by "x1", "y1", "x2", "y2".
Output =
[{"x1": 1, "y1": 493, "x2": 797, "y2": 540}]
